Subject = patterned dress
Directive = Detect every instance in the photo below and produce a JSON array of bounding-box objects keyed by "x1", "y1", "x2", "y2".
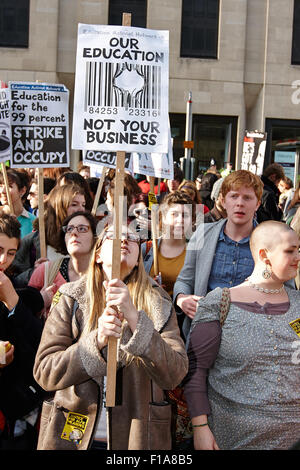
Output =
[{"x1": 189, "y1": 287, "x2": 300, "y2": 450}]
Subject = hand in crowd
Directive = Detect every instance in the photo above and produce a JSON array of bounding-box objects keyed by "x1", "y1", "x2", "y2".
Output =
[
  {"x1": 97, "y1": 305, "x2": 123, "y2": 349},
  {"x1": 40, "y1": 284, "x2": 56, "y2": 309},
  {"x1": 104, "y1": 278, "x2": 139, "y2": 331},
  {"x1": 0, "y1": 271, "x2": 19, "y2": 311},
  {"x1": 135, "y1": 213, "x2": 151, "y2": 232},
  {"x1": 34, "y1": 257, "x2": 49, "y2": 270},
  {"x1": 0, "y1": 341, "x2": 15, "y2": 369},
  {"x1": 193, "y1": 426, "x2": 220, "y2": 450},
  {"x1": 176, "y1": 294, "x2": 202, "y2": 319}
]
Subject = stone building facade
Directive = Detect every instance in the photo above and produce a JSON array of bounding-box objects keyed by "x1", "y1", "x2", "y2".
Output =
[{"x1": 1, "y1": 0, "x2": 300, "y2": 175}]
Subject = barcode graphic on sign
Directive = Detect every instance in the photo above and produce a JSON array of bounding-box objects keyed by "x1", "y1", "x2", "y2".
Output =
[{"x1": 84, "y1": 62, "x2": 161, "y2": 111}]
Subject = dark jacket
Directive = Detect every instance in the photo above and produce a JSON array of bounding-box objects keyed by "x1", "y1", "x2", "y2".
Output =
[
  {"x1": 256, "y1": 175, "x2": 283, "y2": 223},
  {"x1": 0, "y1": 286, "x2": 45, "y2": 421},
  {"x1": 11, "y1": 231, "x2": 40, "y2": 287}
]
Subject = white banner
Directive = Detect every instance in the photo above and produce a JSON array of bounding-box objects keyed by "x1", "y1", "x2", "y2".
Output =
[
  {"x1": 132, "y1": 128, "x2": 173, "y2": 179},
  {"x1": 72, "y1": 24, "x2": 169, "y2": 154},
  {"x1": 132, "y1": 152, "x2": 173, "y2": 179},
  {"x1": 9, "y1": 82, "x2": 70, "y2": 168},
  {"x1": 241, "y1": 131, "x2": 267, "y2": 176},
  {"x1": 0, "y1": 88, "x2": 11, "y2": 163}
]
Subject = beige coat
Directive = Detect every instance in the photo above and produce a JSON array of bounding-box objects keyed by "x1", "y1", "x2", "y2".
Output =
[{"x1": 33, "y1": 276, "x2": 188, "y2": 450}]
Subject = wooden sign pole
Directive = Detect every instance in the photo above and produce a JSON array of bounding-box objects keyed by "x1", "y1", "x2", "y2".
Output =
[
  {"x1": 149, "y1": 177, "x2": 159, "y2": 276},
  {"x1": 37, "y1": 167, "x2": 47, "y2": 258},
  {"x1": 106, "y1": 12, "x2": 131, "y2": 409},
  {"x1": 1, "y1": 163, "x2": 13, "y2": 214},
  {"x1": 91, "y1": 167, "x2": 107, "y2": 216},
  {"x1": 35, "y1": 80, "x2": 47, "y2": 259}
]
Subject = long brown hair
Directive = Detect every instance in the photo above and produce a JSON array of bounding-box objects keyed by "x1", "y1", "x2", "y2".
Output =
[
  {"x1": 85, "y1": 226, "x2": 162, "y2": 336},
  {"x1": 44, "y1": 183, "x2": 86, "y2": 251}
]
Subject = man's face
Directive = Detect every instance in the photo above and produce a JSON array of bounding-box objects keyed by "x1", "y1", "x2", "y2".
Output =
[
  {"x1": 28, "y1": 183, "x2": 39, "y2": 209},
  {"x1": 222, "y1": 186, "x2": 260, "y2": 227}
]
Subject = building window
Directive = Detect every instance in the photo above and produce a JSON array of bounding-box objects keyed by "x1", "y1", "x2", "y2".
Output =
[
  {"x1": 180, "y1": 0, "x2": 219, "y2": 59},
  {"x1": 292, "y1": 0, "x2": 300, "y2": 64},
  {"x1": 265, "y1": 118, "x2": 300, "y2": 170},
  {"x1": 0, "y1": 0, "x2": 30, "y2": 48},
  {"x1": 170, "y1": 113, "x2": 237, "y2": 173},
  {"x1": 108, "y1": 0, "x2": 147, "y2": 28}
]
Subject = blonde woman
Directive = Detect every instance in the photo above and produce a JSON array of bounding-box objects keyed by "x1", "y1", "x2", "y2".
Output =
[{"x1": 33, "y1": 225, "x2": 188, "y2": 450}]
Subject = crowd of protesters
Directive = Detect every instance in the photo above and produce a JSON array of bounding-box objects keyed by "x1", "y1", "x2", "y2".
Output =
[{"x1": 0, "y1": 160, "x2": 299, "y2": 451}]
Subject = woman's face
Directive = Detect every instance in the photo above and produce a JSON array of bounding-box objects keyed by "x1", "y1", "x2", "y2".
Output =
[
  {"x1": 67, "y1": 194, "x2": 86, "y2": 216},
  {"x1": 64, "y1": 215, "x2": 94, "y2": 257},
  {"x1": 0, "y1": 234, "x2": 19, "y2": 272},
  {"x1": 266, "y1": 230, "x2": 300, "y2": 282},
  {"x1": 162, "y1": 203, "x2": 192, "y2": 239},
  {"x1": 96, "y1": 227, "x2": 140, "y2": 279},
  {"x1": 0, "y1": 180, "x2": 24, "y2": 207}
]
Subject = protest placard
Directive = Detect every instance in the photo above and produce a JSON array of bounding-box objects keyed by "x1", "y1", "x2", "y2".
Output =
[
  {"x1": 241, "y1": 130, "x2": 267, "y2": 175},
  {"x1": 72, "y1": 23, "x2": 169, "y2": 154},
  {"x1": 132, "y1": 151, "x2": 173, "y2": 179},
  {"x1": 83, "y1": 150, "x2": 133, "y2": 172},
  {"x1": 9, "y1": 82, "x2": 70, "y2": 168},
  {"x1": 0, "y1": 88, "x2": 11, "y2": 164}
]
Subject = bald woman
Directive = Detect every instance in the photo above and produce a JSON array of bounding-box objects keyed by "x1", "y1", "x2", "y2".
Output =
[{"x1": 184, "y1": 221, "x2": 300, "y2": 450}]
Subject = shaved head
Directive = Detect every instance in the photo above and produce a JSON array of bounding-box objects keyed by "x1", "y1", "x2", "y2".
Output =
[{"x1": 250, "y1": 221, "x2": 296, "y2": 262}]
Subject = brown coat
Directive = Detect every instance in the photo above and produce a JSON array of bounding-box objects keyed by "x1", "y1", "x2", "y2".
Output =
[{"x1": 33, "y1": 275, "x2": 188, "y2": 450}]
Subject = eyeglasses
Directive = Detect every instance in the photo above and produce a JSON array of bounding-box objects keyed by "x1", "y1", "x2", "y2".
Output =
[
  {"x1": 103, "y1": 230, "x2": 140, "y2": 244},
  {"x1": 62, "y1": 224, "x2": 90, "y2": 234}
]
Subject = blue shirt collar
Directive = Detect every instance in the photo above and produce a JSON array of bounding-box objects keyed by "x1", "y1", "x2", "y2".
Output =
[{"x1": 219, "y1": 218, "x2": 258, "y2": 245}]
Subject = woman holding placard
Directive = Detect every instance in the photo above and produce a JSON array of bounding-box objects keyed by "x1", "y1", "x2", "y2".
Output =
[{"x1": 33, "y1": 224, "x2": 187, "y2": 450}]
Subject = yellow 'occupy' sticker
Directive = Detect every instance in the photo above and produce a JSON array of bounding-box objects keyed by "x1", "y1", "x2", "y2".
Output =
[
  {"x1": 61, "y1": 412, "x2": 89, "y2": 444},
  {"x1": 51, "y1": 290, "x2": 62, "y2": 307},
  {"x1": 148, "y1": 192, "x2": 157, "y2": 211},
  {"x1": 289, "y1": 318, "x2": 300, "y2": 337}
]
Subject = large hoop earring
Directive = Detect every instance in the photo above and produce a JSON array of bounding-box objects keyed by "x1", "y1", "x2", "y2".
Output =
[{"x1": 262, "y1": 264, "x2": 272, "y2": 279}]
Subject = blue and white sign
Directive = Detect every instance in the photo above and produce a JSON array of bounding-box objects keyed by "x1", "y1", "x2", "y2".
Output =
[
  {"x1": 9, "y1": 81, "x2": 70, "y2": 168},
  {"x1": 274, "y1": 150, "x2": 296, "y2": 182},
  {"x1": 0, "y1": 88, "x2": 11, "y2": 163}
]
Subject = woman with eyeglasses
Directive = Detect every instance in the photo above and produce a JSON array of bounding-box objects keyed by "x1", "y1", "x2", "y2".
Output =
[
  {"x1": 28, "y1": 211, "x2": 97, "y2": 318},
  {"x1": 33, "y1": 224, "x2": 188, "y2": 450},
  {"x1": 12, "y1": 183, "x2": 88, "y2": 288}
]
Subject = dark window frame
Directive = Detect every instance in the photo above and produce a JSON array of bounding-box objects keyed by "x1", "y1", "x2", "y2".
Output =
[
  {"x1": 180, "y1": 0, "x2": 220, "y2": 59},
  {"x1": 170, "y1": 112, "x2": 238, "y2": 168},
  {"x1": 292, "y1": 0, "x2": 300, "y2": 65},
  {"x1": 0, "y1": 0, "x2": 30, "y2": 48},
  {"x1": 265, "y1": 117, "x2": 300, "y2": 168},
  {"x1": 108, "y1": 0, "x2": 147, "y2": 28}
]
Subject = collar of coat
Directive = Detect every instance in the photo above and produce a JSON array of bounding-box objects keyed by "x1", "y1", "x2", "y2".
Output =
[{"x1": 58, "y1": 274, "x2": 173, "y2": 334}]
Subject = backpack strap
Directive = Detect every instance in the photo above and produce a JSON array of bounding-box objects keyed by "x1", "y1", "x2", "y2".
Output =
[{"x1": 219, "y1": 287, "x2": 231, "y2": 327}]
